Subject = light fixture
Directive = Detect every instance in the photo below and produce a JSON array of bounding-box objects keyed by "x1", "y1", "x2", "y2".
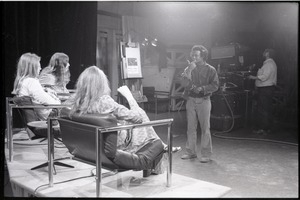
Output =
[
  {"x1": 141, "y1": 37, "x2": 158, "y2": 47},
  {"x1": 141, "y1": 38, "x2": 149, "y2": 46},
  {"x1": 151, "y1": 38, "x2": 158, "y2": 47}
]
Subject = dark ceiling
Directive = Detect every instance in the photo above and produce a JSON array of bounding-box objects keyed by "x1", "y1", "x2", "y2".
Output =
[{"x1": 98, "y1": 2, "x2": 297, "y2": 22}]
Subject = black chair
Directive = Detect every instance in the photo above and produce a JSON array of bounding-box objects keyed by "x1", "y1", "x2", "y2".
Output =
[
  {"x1": 143, "y1": 87, "x2": 171, "y2": 115},
  {"x1": 9, "y1": 96, "x2": 73, "y2": 171},
  {"x1": 59, "y1": 110, "x2": 164, "y2": 172},
  {"x1": 50, "y1": 107, "x2": 173, "y2": 197},
  {"x1": 11, "y1": 96, "x2": 60, "y2": 139}
]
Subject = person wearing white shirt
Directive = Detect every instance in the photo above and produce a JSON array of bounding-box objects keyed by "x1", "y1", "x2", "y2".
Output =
[
  {"x1": 12, "y1": 53, "x2": 61, "y2": 120},
  {"x1": 248, "y1": 49, "x2": 277, "y2": 135}
]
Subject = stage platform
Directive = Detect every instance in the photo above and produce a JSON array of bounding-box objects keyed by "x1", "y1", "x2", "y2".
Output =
[{"x1": 5, "y1": 131, "x2": 231, "y2": 197}]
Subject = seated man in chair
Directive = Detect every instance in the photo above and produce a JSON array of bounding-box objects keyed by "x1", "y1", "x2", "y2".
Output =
[{"x1": 64, "y1": 66, "x2": 180, "y2": 174}]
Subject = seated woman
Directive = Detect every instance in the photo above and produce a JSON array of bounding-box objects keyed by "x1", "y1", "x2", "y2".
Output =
[
  {"x1": 64, "y1": 66, "x2": 180, "y2": 172},
  {"x1": 12, "y1": 53, "x2": 61, "y2": 121},
  {"x1": 39, "y1": 52, "x2": 71, "y2": 94}
]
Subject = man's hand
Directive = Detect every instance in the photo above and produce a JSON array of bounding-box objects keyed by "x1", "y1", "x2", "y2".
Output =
[
  {"x1": 187, "y1": 61, "x2": 196, "y2": 73},
  {"x1": 192, "y1": 86, "x2": 203, "y2": 94},
  {"x1": 182, "y1": 61, "x2": 196, "y2": 79}
]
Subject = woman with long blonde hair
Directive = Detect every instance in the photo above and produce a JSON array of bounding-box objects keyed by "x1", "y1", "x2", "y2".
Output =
[
  {"x1": 65, "y1": 66, "x2": 180, "y2": 173},
  {"x1": 12, "y1": 53, "x2": 60, "y2": 120}
]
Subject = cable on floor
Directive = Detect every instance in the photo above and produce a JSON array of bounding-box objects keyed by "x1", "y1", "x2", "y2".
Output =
[
  {"x1": 90, "y1": 168, "x2": 118, "y2": 177},
  {"x1": 212, "y1": 90, "x2": 298, "y2": 147},
  {"x1": 34, "y1": 173, "x2": 94, "y2": 196}
]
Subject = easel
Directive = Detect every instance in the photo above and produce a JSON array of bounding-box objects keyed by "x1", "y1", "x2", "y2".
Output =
[{"x1": 119, "y1": 41, "x2": 147, "y2": 107}]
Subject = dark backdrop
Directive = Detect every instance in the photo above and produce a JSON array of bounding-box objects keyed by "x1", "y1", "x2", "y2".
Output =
[{"x1": 1, "y1": 2, "x2": 97, "y2": 133}]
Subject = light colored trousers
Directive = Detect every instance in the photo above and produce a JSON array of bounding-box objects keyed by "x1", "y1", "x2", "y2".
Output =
[{"x1": 185, "y1": 96, "x2": 212, "y2": 158}]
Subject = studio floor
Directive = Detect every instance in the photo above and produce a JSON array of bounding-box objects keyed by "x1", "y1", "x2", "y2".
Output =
[
  {"x1": 148, "y1": 111, "x2": 298, "y2": 198},
  {"x1": 4, "y1": 110, "x2": 298, "y2": 198}
]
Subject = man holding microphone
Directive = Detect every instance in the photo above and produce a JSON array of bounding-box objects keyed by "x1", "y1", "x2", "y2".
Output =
[{"x1": 180, "y1": 45, "x2": 219, "y2": 163}]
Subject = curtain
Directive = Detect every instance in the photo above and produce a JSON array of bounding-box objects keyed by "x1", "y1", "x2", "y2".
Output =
[{"x1": 2, "y1": 2, "x2": 97, "y2": 130}]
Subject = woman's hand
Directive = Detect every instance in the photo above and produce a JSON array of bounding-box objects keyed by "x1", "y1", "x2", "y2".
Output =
[
  {"x1": 44, "y1": 87, "x2": 60, "y2": 101},
  {"x1": 131, "y1": 114, "x2": 143, "y2": 124}
]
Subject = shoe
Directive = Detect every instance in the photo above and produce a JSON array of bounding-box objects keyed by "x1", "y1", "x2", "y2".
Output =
[
  {"x1": 150, "y1": 169, "x2": 160, "y2": 175},
  {"x1": 164, "y1": 146, "x2": 182, "y2": 153},
  {"x1": 253, "y1": 129, "x2": 267, "y2": 135},
  {"x1": 143, "y1": 169, "x2": 152, "y2": 177},
  {"x1": 181, "y1": 154, "x2": 197, "y2": 160},
  {"x1": 199, "y1": 157, "x2": 211, "y2": 163}
]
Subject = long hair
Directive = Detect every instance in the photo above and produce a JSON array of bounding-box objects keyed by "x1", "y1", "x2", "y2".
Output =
[
  {"x1": 12, "y1": 53, "x2": 41, "y2": 94},
  {"x1": 48, "y1": 52, "x2": 69, "y2": 68},
  {"x1": 49, "y1": 53, "x2": 69, "y2": 85},
  {"x1": 69, "y1": 66, "x2": 111, "y2": 115}
]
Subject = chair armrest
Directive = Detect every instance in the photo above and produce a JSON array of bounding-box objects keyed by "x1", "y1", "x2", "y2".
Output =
[
  {"x1": 9, "y1": 96, "x2": 71, "y2": 109},
  {"x1": 56, "y1": 117, "x2": 173, "y2": 133},
  {"x1": 9, "y1": 103, "x2": 71, "y2": 110},
  {"x1": 98, "y1": 118, "x2": 173, "y2": 133}
]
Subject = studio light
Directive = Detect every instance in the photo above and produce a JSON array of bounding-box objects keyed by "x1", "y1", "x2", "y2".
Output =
[
  {"x1": 141, "y1": 38, "x2": 149, "y2": 46},
  {"x1": 151, "y1": 38, "x2": 158, "y2": 46},
  {"x1": 141, "y1": 37, "x2": 158, "y2": 47}
]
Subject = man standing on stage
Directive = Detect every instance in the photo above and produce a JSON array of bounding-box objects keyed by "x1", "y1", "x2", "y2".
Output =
[
  {"x1": 180, "y1": 45, "x2": 219, "y2": 163},
  {"x1": 248, "y1": 48, "x2": 277, "y2": 135}
]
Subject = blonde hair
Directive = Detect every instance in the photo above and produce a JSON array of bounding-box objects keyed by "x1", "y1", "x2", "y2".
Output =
[
  {"x1": 69, "y1": 66, "x2": 111, "y2": 115},
  {"x1": 12, "y1": 53, "x2": 41, "y2": 94}
]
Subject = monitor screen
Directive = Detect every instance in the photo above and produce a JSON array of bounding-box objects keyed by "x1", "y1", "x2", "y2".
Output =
[{"x1": 211, "y1": 45, "x2": 235, "y2": 59}]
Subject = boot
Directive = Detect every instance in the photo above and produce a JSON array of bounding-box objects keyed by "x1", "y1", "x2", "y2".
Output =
[
  {"x1": 113, "y1": 150, "x2": 146, "y2": 170},
  {"x1": 136, "y1": 139, "x2": 164, "y2": 170},
  {"x1": 113, "y1": 139, "x2": 164, "y2": 171}
]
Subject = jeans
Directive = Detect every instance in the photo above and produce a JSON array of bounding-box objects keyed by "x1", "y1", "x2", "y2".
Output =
[{"x1": 185, "y1": 96, "x2": 212, "y2": 158}]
